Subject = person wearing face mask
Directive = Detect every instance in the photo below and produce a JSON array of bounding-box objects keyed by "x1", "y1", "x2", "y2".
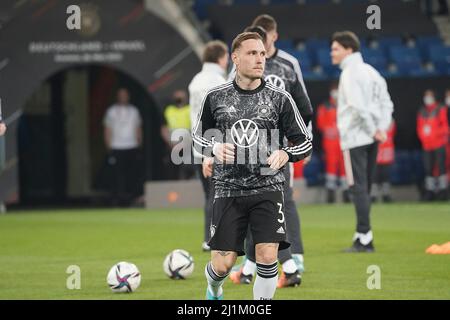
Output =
[
  {"x1": 317, "y1": 83, "x2": 349, "y2": 203},
  {"x1": 417, "y1": 89, "x2": 449, "y2": 201},
  {"x1": 164, "y1": 90, "x2": 194, "y2": 180}
]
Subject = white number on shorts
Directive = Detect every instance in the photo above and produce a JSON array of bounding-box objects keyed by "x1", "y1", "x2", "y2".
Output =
[{"x1": 277, "y1": 203, "x2": 285, "y2": 223}]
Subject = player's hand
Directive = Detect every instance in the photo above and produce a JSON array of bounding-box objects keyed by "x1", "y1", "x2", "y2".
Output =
[
  {"x1": 374, "y1": 130, "x2": 387, "y2": 143},
  {"x1": 213, "y1": 143, "x2": 235, "y2": 163},
  {"x1": 202, "y1": 157, "x2": 214, "y2": 178},
  {"x1": 303, "y1": 154, "x2": 312, "y2": 165},
  {"x1": 0, "y1": 122, "x2": 6, "y2": 136},
  {"x1": 267, "y1": 150, "x2": 289, "y2": 170}
]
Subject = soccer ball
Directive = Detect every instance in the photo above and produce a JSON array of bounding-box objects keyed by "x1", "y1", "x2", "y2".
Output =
[
  {"x1": 107, "y1": 261, "x2": 141, "y2": 293},
  {"x1": 163, "y1": 249, "x2": 194, "y2": 279}
]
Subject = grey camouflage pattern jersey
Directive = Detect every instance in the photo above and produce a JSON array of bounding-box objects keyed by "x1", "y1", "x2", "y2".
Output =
[
  {"x1": 229, "y1": 49, "x2": 313, "y2": 125},
  {"x1": 264, "y1": 49, "x2": 313, "y2": 124},
  {"x1": 192, "y1": 79, "x2": 312, "y2": 199}
]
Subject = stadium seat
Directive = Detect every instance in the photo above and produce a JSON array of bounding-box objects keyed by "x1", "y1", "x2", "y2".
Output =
[
  {"x1": 283, "y1": 48, "x2": 312, "y2": 72},
  {"x1": 277, "y1": 39, "x2": 295, "y2": 51},
  {"x1": 361, "y1": 47, "x2": 388, "y2": 71},
  {"x1": 428, "y1": 44, "x2": 450, "y2": 73},
  {"x1": 415, "y1": 35, "x2": 442, "y2": 60},
  {"x1": 192, "y1": 0, "x2": 219, "y2": 20},
  {"x1": 316, "y1": 48, "x2": 340, "y2": 77},
  {"x1": 305, "y1": 38, "x2": 330, "y2": 61},
  {"x1": 373, "y1": 36, "x2": 403, "y2": 54},
  {"x1": 389, "y1": 46, "x2": 422, "y2": 75}
]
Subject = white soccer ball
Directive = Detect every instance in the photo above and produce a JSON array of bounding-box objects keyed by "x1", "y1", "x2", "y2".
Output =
[
  {"x1": 107, "y1": 261, "x2": 141, "y2": 293},
  {"x1": 163, "y1": 249, "x2": 194, "y2": 279}
]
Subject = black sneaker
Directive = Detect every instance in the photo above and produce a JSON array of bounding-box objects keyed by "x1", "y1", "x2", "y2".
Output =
[
  {"x1": 382, "y1": 195, "x2": 393, "y2": 203},
  {"x1": 343, "y1": 239, "x2": 375, "y2": 253},
  {"x1": 326, "y1": 189, "x2": 336, "y2": 203},
  {"x1": 230, "y1": 267, "x2": 253, "y2": 285},
  {"x1": 277, "y1": 270, "x2": 302, "y2": 288},
  {"x1": 343, "y1": 190, "x2": 351, "y2": 203}
]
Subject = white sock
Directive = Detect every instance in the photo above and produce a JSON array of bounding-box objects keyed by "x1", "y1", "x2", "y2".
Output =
[
  {"x1": 253, "y1": 261, "x2": 278, "y2": 300},
  {"x1": 353, "y1": 230, "x2": 373, "y2": 245},
  {"x1": 205, "y1": 262, "x2": 228, "y2": 297},
  {"x1": 282, "y1": 259, "x2": 297, "y2": 274},
  {"x1": 242, "y1": 259, "x2": 257, "y2": 276}
]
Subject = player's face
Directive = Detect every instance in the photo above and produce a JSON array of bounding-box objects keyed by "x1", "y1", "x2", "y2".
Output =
[
  {"x1": 233, "y1": 39, "x2": 266, "y2": 80},
  {"x1": 117, "y1": 89, "x2": 129, "y2": 104},
  {"x1": 330, "y1": 41, "x2": 353, "y2": 65}
]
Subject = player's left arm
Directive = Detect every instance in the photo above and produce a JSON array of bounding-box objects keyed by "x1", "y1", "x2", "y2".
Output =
[
  {"x1": 290, "y1": 59, "x2": 313, "y2": 126},
  {"x1": 279, "y1": 93, "x2": 313, "y2": 163}
]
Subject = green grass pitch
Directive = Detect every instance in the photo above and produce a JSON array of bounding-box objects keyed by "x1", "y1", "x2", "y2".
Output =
[{"x1": 0, "y1": 203, "x2": 449, "y2": 300}]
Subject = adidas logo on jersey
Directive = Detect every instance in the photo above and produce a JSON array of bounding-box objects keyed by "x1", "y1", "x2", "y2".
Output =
[{"x1": 276, "y1": 226, "x2": 285, "y2": 234}]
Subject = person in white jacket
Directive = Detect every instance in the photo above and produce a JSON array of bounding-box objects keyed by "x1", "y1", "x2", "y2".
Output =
[
  {"x1": 331, "y1": 31, "x2": 394, "y2": 252},
  {"x1": 188, "y1": 40, "x2": 229, "y2": 252}
]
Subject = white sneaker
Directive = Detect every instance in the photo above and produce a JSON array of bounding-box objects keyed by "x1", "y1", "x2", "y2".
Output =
[{"x1": 202, "y1": 242, "x2": 210, "y2": 252}]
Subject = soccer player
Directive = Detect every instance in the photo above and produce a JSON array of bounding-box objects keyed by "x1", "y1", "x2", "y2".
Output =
[
  {"x1": 331, "y1": 31, "x2": 394, "y2": 253},
  {"x1": 0, "y1": 122, "x2": 5, "y2": 136},
  {"x1": 192, "y1": 32, "x2": 312, "y2": 300},
  {"x1": 229, "y1": 14, "x2": 312, "y2": 288},
  {"x1": 188, "y1": 40, "x2": 229, "y2": 251}
]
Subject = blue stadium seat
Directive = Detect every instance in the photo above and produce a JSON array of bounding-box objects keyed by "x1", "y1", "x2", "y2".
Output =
[
  {"x1": 361, "y1": 47, "x2": 388, "y2": 71},
  {"x1": 415, "y1": 35, "x2": 442, "y2": 60},
  {"x1": 428, "y1": 44, "x2": 450, "y2": 73},
  {"x1": 316, "y1": 48, "x2": 339, "y2": 76},
  {"x1": 276, "y1": 39, "x2": 295, "y2": 51},
  {"x1": 305, "y1": 38, "x2": 330, "y2": 61},
  {"x1": 192, "y1": 0, "x2": 219, "y2": 20},
  {"x1": 283, "y1": 49, "x2": 312, "y2": 72},
  {"x1": 389, "y1": 46, "x2": 422, "y2": 75},
  {"x1": 374, "y1": 36, "x2": 403, "y2": 54}
]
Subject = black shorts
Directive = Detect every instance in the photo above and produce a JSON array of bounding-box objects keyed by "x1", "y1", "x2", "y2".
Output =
[{"x1": 208, "y1": 191, "x2": 290, "y2": 256}]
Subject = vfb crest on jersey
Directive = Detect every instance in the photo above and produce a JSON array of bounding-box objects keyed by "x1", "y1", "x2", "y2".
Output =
[
  {"x1": 265, "y1": 74, "x2": 285, "y2": 90},
  {"x1": 231, "y1": 119, "x2": 259, "y2": 148}
]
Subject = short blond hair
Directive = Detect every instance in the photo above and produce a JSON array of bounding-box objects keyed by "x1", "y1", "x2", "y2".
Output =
[{"x1": 231, "y1": 32, "x2": 263, "y2": 53}]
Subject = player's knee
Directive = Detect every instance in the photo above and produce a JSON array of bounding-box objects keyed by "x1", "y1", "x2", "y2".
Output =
[
  {"x1": 255, "y1": 247, "x2": 278, "y2": 264},
  {"x1": 212, "y1": 263, "x2": 232, "y2": 276}
]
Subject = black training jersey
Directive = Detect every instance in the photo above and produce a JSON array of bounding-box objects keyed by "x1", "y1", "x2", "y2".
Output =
[
  {"x1": 192, "y1": 79, "x2": 312, "y2": 199},
  {"x1": 229, "y1": 49, "x2": 313, "y2": 125}
]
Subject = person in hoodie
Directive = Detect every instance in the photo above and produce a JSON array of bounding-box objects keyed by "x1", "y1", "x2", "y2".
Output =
[
  {"x1": 330, "y1": 31, "x2": 394, "y2": 252},
  {"x1": 417, "y1": 89, "x2": 448, "y2": 201},
  {"x1": 188, "y1": 40, "x2": 229, "y2": 252}
]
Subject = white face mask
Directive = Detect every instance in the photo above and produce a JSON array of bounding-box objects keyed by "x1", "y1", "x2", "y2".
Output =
[
  {"x1": 446, "y1": 96, "x2": 450, "y2": 106},
  {"x1": 424, "y1": 96, "x2": 435, "y2": 106},
  {"x1": 330, "y1": 89, "x2": 338, "y2": 101}
]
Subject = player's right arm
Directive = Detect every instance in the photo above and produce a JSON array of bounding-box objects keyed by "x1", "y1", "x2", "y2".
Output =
[{"x1": 192, "y1": 94, "x2": 234, "y2": 163}]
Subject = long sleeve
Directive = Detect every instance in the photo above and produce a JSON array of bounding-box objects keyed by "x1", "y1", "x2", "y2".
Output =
[
  {"x1": 377, "y1": 76, "x2": 394, "y2": 131},
  {"x1": 279, "y1": 92, "x2": 313, "y2": 162},
  {"x1": 341, "y1": 71, "x2": 377, "y2": 137},
  {"x1": 291, "y1": 74, "x2": 313, "y2": 126},
  {"x1": 192, "y1": 94, "x2": 215, "y2": 157}
]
